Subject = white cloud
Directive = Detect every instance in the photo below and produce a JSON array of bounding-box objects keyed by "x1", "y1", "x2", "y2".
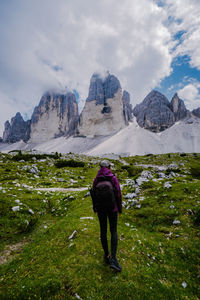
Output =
[
  {"x1": 165, "y1": 0, "x2": 200, "y2": 69},
  {"x1": 178, "y1": 82, "x2": 200, "y2": 110},
  {"x1": 0, "y1": 0, "x2": 174, "y2": 135},
  {"x1": 0, "y1": 92, "x2": 17, "y2": 136}
]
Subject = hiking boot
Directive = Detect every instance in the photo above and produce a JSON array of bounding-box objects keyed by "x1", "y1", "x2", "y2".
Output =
[
  {"x1": 104, "y1": 255, "x2": 111, "y2": 265},
  {"x1": 110, "y1": 258, "x2": 122, "y2": 272}
]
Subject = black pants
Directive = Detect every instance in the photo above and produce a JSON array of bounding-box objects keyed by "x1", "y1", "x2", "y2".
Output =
[{"x1": 98, "y1": 211, "x2": 118, "y2": 259}]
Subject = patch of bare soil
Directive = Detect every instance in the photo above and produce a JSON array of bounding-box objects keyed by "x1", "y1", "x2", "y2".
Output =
[{"x1": 0, "y1": 241, "x2": 27, "y2": 265}]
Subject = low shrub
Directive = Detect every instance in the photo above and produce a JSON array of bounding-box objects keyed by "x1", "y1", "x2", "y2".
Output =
[
  {"x1": 55, "y1": 159, "x2": 85, "y2": 168},
  {"x1": 121, "y1": 165, "x2": 143, "y2": 177},
  {"x1": 193, "y1": 209, "x2": 200, "y2": 226},
  {"x1": 142, "y1": 181, "x2": 154, "y2": 189},
  {"x1": 165, "y1": 167, "x2": 180, "y2": 175},
  {"x1": 11, "y1": 151, "x2": 60, "y2": 161},
  {"x1": 180, "y1": 153, "x2": 187, "y2": 157},
  {"x1": 190, "y1": 163, "x2": 200, "y2": 179}
]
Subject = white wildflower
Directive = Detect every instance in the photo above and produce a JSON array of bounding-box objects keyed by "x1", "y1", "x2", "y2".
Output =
[{"x1": 81, "y1": 228, "x2": 87, "y2": 231}]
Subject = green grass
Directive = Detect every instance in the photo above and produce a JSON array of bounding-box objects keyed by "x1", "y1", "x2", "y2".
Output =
[{"x1": 0, "y1": 152, "x2": 200, "y2": 299}]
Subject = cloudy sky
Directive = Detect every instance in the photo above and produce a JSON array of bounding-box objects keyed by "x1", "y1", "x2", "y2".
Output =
[{"x1": 0, "y1": 0, "x2": 200, "y2": 136}]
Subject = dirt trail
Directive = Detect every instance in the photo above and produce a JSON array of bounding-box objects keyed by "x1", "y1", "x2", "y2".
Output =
[{"x1": 34, "y1": 187, "x2": 89, "y2": 192}]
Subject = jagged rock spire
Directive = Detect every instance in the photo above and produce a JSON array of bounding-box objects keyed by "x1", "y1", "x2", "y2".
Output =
[
  {"x1": 30, "y1": 91, "x2": 78, "y2": 143},
  {"x1": 77, "y1": 72, "x2": 126, "y2": 137},
  {"x1": 170, "y1": 93, "x2": 187, "y2": 121},
  {"x1": 86, "y1": 72, "x2": 121, "y2": 105},
  {"x1": 3, "y1": 112, "x2": 30, "y2": 143},
  {"x1": 122, "y1": 90, "x2": 133, "y2": 125}
]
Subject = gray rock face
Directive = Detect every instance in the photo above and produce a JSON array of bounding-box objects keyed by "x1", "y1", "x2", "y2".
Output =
[
  {"x1": 77, "y1": 72, "x2": 126, "y2": 137},
  {"x1": 170, "y1": 93, "x2": 187, "y2": 121},
  {"x1": 133, "y1": 90, "x2": 175, "y2": 132},
  {"x1": 192, "y1": 107, "x2": 200, "y2": 118},
  {"x1": 87, "y1": 72, "x2": 121, "y2": 107},
  {"x1": 30, "y1": 91, "x2": 78, "y2": 143},
  {"x1": 122, "y1": 90, "x2": 133, "y2": 125},
  {"x1": 3, "y1": 112, "x2": 31, "y2": 143}
]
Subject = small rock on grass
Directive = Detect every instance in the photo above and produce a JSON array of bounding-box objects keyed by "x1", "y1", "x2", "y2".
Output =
[
  {"x1": 173, "y1": 220, "x2": 181, "y2": 225},
  {"x1": 12, "y1": 206, "x2": 20, "y2": 212},
  {"x1": 164, "y1": 182, "x2": 172, "y2": 188},
  {"x1": 182, "y1": 281, "x2": 187, "y2": 288},
  {"x1": 68, "y1": 230, "x2": 77, "y2": 240}
]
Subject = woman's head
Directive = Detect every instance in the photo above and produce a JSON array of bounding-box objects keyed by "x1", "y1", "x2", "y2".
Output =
[{"x1": 100, "y1": 160, "x2": 111, "y2": 168}]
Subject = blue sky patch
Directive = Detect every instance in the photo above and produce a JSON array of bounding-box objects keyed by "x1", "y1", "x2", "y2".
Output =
[{"x1": 156, "y1": 55, "x2": 200, "y2": 101}]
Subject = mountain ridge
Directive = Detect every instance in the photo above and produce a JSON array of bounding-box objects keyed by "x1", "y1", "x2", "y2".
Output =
[{"x1": 1, "y1": 72, "x2": 200, "y2": 155}]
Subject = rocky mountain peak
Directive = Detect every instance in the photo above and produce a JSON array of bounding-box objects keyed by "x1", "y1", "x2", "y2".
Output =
[
  {"x1": 170, "y1": 93, "x2": 187, "y2": 121},
  {"x1": 192, "y1": 107, "x2": 200, "y2": 118},
  {"x1": 143, "y1": 90, "x2": 170, "y2": 107},
  {"x1": 77, "y1": 72, "x2": 126, "y2": 137},
  {"x1": 86, "y1": 72, "x2": 121, "y2": 105},
  {"x1": 3, "y1": 112, "x2": 30, "y2": 143},
  {"x1": 30, "y1": 90, "x2": 78, "y2": 143},
  {"x1": 133, "y1": 90, "x2": 175, "y2": 132}
]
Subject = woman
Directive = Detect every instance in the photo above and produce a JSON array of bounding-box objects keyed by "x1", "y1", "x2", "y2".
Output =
[{"x1": 92, "y1": 160, "x2": 122, "y2": 272}]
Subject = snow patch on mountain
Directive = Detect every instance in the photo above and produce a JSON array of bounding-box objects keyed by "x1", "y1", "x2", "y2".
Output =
[{"x1": 86, "y1": 116, "x2": 200, "y2": 156}]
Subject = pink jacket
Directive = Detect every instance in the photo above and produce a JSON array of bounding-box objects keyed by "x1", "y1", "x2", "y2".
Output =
[{"x1": 93, "y1": 167, "x2": 122, "y2": 213}]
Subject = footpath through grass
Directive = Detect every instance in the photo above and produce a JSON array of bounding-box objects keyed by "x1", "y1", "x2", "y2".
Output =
[{"x1": 0, "y1": 152, "x2": 200, "y2": 299}]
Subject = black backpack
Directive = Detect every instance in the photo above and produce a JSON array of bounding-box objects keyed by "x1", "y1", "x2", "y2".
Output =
[{"x1": 94, "y1": 176, "x2": 116, "y2": 212}]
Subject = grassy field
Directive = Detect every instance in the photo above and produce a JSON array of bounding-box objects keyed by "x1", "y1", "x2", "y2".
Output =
[{"x1": 0, "y1": 151, "x2": 199, "y2": 299}]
